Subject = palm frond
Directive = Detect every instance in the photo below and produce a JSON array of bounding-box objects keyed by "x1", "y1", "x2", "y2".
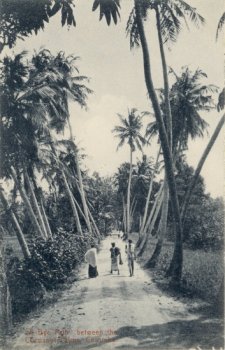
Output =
[
  {"x1": 216, "y1": 12, "x2": 225, "y2": 39},
  {"x1": 175, "y1": 0, "x2": 205, "y2": 27},
  {"x1": 92, "y1": 0, "x2": 121, "y2": 25},
  {"x1": 217, "y1": 88, "x2": 225, "y2": 112},
  {"x1": 126, "y1": 8, "x2": 140, "y2": 49}
]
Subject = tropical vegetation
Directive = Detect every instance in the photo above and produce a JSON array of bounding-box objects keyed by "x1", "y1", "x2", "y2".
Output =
[{"x1": 0, "y1": 0, "x2": 224, "y2": 338}]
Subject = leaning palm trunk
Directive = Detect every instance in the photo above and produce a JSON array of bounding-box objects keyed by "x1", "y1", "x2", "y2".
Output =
[
  {"x1": 67, "y1": 119, "x2": 92, "y2": 234},
  {"x1": 122, "y1": 195, "x2": 127, "y2": 234},
  {"x1": 87, "y1": 207, "x2": 101, "y2": 238},
  {"x1": 130, "y1": 196, "x2": 136, "y2": 231},
  {"x1": 74, "y1": 185, "x2": 101, "y2": 237},
  {"x1": 61, "y1": 169, "x2": 83, "y2": 235},
  {"x1": 24, "y1": 169, "x2": 49, "y2": 239},
  {"x1": 155, "y1": 6, "x2": 172, "y2": 149},
  {"x1": 10, "y1": 167, "x2": 46, "y2": 240},
  {"x1": 0, "y1": 236, "x2": 12, "y2": 338},
  {"x1": 145, "y1": 178, "x2": 169, "y2": 268},
  {"x1": 143, "y1": 181, "x2": 164, "y2": 235},
  {"x1": 135, "y1": 0, "x2": 183, "y2": 283},
  {"x1": 130, "y1": 200, "x2": 137, "y2": 220},
  {"x1": 127, "y1": 148, "x2": 133, "y2": 235},
  {"x1": 49, "y1": 142, "x2": 83, "y2": 235},
  {"x1": 72, "y1": 194, "x2": 86, "y2": 223},
  {"x1": 40, "y1": 198, "x2": 53, "y2": 240},
  {"x1": 167, "y1": 113, "x2": 224, "y2": 288},
  {"x1": 0, "y1": 189, "x2": 31, "y2": 259},
  {"x1": 137, "y1": 183, "x2": 164, "y2": 256},
  {"x1": 139, "y1": 146, "x2": 161, "y2": 235},
  {"x1": 138, "y1": 188, "x2": 164, "y2": 257},
  {"x1": 181, "y1": 114, "x2": 225, "y2": 222}
]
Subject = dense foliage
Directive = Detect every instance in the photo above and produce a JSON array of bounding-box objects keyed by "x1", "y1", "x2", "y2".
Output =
[
  {"x1": 0, "y1": 0, "x2": 75, "y2": 52},
  {"x1": 7, "y1": 230, "x2": 94, "y2": 317}
]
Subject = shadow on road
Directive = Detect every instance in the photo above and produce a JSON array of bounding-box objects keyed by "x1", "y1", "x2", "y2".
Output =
[
  {"x1": 51, "y1": 315, "x2": 223, "y2": 350},
  {"x1": 110, "y1": 316, "x2": 224, "y2": 350}
]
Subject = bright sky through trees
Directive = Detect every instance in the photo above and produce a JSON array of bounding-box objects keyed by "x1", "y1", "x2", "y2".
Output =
[{"x1": 8, "y1": 0, "x2": 224, "y2": 198}]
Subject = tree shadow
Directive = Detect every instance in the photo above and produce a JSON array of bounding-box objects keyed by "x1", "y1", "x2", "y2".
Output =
[
  {"x1": 83, "y1": 316, "x2": 223, "y2": 350},
  {"x1": 52, "y1": 315, "x2": 223, "y2": 350}
]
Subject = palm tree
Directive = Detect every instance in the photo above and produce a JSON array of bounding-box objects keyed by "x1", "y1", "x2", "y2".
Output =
[
  {"x1": 37, "y1": 136, "x2": 84, "y2": 236},
  {"x1": 139, "y1": 146, "x2": 161, "y2": 238},
  {"x1": 133, "y1": 0, "x2": 183, "y2": 283},
  {"x1": 181, "y1": 113, "x2": 225, "y2": 224},
  {"x1": 112, "y1": 109, "x2": 146, "y2": 236},
  {"x1": 0, "y1": 52, "x2": 51, "y2": 240},
  {"x1": 124, "y1": 0, "x2": 206, "y2": 281},
  {"x1": 145, "y1": 67, "x2": 215, "y2": 267},
  {"x1": 127, "y1": 0, "x2": 204, "y2": 151},
  {"x1": 168, "y1": 67, "x2": 216, "y2": 151},
  {"x1": 31, "y1": 50, "x2": 93, "y2": 234}
]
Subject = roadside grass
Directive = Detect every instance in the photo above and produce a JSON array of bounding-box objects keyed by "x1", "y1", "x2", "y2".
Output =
[{"x1": 134, "y1": 234, "x2": 223, "y2": 302}]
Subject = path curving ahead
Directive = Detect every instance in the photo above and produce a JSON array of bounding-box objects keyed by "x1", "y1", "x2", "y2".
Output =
[{"x1": 7, "y1": 233, "x2": 223, "y2": 350}]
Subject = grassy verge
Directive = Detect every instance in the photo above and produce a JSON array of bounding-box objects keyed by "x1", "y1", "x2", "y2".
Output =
[{"x1": 132, "y1": 233, "x2": 223, "y2": 302}]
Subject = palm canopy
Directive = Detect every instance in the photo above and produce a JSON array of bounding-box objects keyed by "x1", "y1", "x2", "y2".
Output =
[
  {"x1": 92, "y1": 0, "x2": 121, "y2": 25},
  {"x1": 127, "y1": 0, "x2": 204, "y2": 49},
  {"x1": 216, "y1": 12, "x2": 225, "y2": 39},
  {"x1": 112, "y1": 108, "x2": 147, "y2": 152},
  {"x1": 28, "y1": 49, "x2": 92, "y2": 133},
  {"x1": 0, "y1": 0, "x2": 76, "y2": 52},
  {"x1": 146, "y1": 67, "x2": 217, "y2": 151},
  {"x1": 0, "y1": 49, "x2": 92, "y2": 179}
]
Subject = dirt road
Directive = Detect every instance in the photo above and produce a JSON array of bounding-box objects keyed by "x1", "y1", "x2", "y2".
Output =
[{"x1": 7, "y1": 234, "x2": 223, "y2": 350}]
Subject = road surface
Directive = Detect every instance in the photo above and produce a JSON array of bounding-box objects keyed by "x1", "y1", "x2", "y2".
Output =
[{"x1": 6, "y1": 234, "x2": 223, "y2": 350}]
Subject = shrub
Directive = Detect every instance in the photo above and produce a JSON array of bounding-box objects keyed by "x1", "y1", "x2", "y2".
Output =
[{"x1": 7, "y1": 230, "x2": 95, "y2": 318}]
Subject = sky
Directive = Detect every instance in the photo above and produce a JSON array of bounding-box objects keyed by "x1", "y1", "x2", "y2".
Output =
[{"x1": 8, "y1": 0, "x2": 225, "y2": 198}]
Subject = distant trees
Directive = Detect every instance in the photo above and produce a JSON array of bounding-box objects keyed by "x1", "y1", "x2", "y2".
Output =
[{"x1": 112, "y1": 109, "x2": 146, "y2": 236}]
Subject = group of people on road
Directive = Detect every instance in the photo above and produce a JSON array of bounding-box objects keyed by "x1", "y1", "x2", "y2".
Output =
[{"x1": 84, "y1": 238, "x2": 136, "y2": 279}]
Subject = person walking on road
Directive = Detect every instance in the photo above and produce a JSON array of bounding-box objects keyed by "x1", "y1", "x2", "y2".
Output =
[
  {"x1": 85, "y1": 244, "x2": 98, "y2": 278},
  {"x1": 125, "y1": 239, "x2": 136, "y2": 277},
  {"x1": 110, "y1": 242, "x2": 121, "y2": 275}
]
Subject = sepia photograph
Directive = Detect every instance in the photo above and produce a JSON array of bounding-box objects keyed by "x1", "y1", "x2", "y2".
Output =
[{"x1": 0, "y1": 1, "x2": 224, "y2": 349}]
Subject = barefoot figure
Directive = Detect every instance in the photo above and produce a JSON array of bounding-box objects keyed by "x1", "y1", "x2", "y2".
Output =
[
  {"x1": 110, "y1": 242, "x2": 121, "y2": 275},
  {"x1": 125, "y1": 239, "x2": 136, "y2": 277}
]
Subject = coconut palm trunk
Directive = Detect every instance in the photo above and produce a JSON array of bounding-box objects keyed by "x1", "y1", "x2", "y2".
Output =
[
  {"x1": 143, "y1": 181, "x2": 164, "y2": 235},
  {"x1": 0, "y1": 189, "x2": 31, "y2": 259},
  {"x1": 122, "y1": 195, "x2": 127, "y2": 234},
  {"x1": 138, "y1": 187, "x2": 164, "y2": 257},
  {"x1": 127, "y1": 148, "x2": 133, "y2": 235},
  {"x1": 24, "y1": 169, "x2": 49, "y2": 239},
  {"x1": 74, "y1": 185, "x2": 100, "y2": 237},
  {"x1": 67, "y1": 119, "x2": 92, "y2": 234},
  {"x1": 135, "y1": 0, "x2": 183, "y2": 283},
  {"x1": 40, "y1": 197, "x2": 53, "y2": 240},
  {"x1": 49, "y1": 141, "x2": 83, "y2": 235},
  {"x1": 130, "y1": 198, "x2": 137, "y2": 224},
  {"x1": 87, "y1": 207, "x2": 101, "y2": 238},
  {"x1": 10, "y1": 167, "x2": 46, "y2": 240},
  {"x1": 145, "y1": 178, "x2": 169, "y2": 268},
  {"x1": 140, "y1": 147, "x2": 161, "y2": 235},
  {"x1": 0, "y1": 236, "x2": 12, "y2": 337},
  {"x1": 61, "y1": 169, "x2": 83, "y2": 235},
  {"x1": 137, "y1": 183, "x2": 164, "y2": 256},
  {"x1": 155, "y1": 6, "x2": 172, "y2": 148},
  {"x1": 181, "y1": 114, "x2": 225, "y2": 222}
]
